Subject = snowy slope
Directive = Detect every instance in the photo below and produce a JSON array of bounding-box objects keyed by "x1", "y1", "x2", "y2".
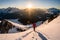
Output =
[
  {"x1": 6, "y1": 19, "x2": 31, "y2": 31},
  {"x1": 5, "y1": 19, "x2": 42, "y2": 33},
  {"x1": 0, "y1": 16, "x2": 60, "y2": 40},
  {"x1": 6, "y1": 19, "x2": 43, "y2": 28},
  {"x1": 36, "y1": 16, "x2": 60, "y2": 40},
  {"x1": 0, "y1": 28, "x2": 33, "y2": 40},
  {"x1": 6, "y1": 19, "x2": 33, "y2": 28}
]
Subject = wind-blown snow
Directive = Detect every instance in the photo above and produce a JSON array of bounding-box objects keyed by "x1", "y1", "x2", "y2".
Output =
[{"x1": 0, "y1": 16, "x2": 60, "y2": 40}]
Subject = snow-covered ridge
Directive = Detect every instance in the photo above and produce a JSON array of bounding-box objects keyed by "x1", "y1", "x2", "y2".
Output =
[
  {"x1": 0, "y1": 15, "x2": 60, "y2": 40},
  {"x1": 6, "y1": 19, "x2": 33, "y2": 28},
  {"x1": 6, "y1": 19, "x2": 43, "y2": 28}
]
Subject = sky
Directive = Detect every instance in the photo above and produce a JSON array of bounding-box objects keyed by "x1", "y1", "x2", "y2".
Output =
[{"x1": 0, "y1": 0, "x2": 60, "y2": 9}]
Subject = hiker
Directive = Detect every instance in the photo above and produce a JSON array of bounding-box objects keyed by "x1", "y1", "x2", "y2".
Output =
[{"x1": 32, "y1": 23, "x2": 36, "y2": 31}]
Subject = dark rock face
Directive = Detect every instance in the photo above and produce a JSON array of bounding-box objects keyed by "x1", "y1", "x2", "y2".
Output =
[
  {"x1": 48, "y1": 13, "x2": 59, "y2": 23},
  {"x1": 0, "y1": 20, "x2": 14, "y2": 33}
]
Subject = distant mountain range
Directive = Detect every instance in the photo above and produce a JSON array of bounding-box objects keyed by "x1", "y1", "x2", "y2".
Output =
[
  {"x1": 0, "y1": 7, "x2": 22, "y2": 14},
  {"x1": 0, "y1": 7, "x2": 60, "y2": 25},
  {"x1": 0, "y1": 7, "x2": 60, "y2": 14},
  {"x1": 0, "y1": 7, "x2": 60, "y2": 19},
  {"x1": 47, "y1": 8, "x2": 60, "y2": 14}
]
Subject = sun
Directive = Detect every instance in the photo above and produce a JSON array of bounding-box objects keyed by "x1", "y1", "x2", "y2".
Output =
[{"x1": 27, "y1": 3, "x2": 33, "y2": 9}]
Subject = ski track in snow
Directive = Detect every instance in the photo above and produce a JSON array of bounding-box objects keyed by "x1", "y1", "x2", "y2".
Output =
[
  {"x1": 36, "y1": 31, "x2": 47, "y2": 40},
  {"x1": 22, "y1": 31, "x2": 33, "y2": 38},
  {"x1": 17, "y1": 30, "x2": 47, "y2": 40}
]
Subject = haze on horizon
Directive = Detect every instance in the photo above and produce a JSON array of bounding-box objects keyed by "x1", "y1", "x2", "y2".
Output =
[{"x1": 0, "y1": 0, "x2": 60, "y2": 9}]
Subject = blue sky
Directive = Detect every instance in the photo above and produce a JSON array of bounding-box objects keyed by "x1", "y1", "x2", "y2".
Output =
[{"x1": 0, "y1": 0, "x2": 60, "y2": 9}]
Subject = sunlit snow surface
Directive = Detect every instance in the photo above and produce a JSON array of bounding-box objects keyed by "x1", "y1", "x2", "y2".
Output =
[{"x1": 0, "y1": 16, "x2": 60, "y2": 40}]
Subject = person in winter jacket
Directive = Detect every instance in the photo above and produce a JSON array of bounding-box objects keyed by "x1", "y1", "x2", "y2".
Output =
[{"x1": 32, "y1": 23, "x2": 36, "y2": 31}]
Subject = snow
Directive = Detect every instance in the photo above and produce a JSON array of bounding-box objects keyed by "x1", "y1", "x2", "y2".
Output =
[
  {"x1": 0, "y1": 16, "x2": 60, "y2": 40},
  {"x1": 6, "y1": 19, "x2": 43, "y2": 28},
  {"x1": 8, "y1": 27, "x2": 18, "y2": 33},
  {"x1": 36, "y1": 16, "x2": 60, "y2": 40},
  {"x1": 6, "y1": 19, "x2": 43, "y2": 27},
  {"x1": 6, "y1": 19, "x2": 32, "y2": 28},
  {"x1": 0, "y1": 21, "x2": 1, "y2": 23},
  {"x1": 6, "y1": 19, "x2": 30, "y2": 30},
  {"x1": 7, "y1": 19, "x2": 21, "y2": 24},
  {"x1": 0, "y1": 28, "x2": 33, "y2": 40}
]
